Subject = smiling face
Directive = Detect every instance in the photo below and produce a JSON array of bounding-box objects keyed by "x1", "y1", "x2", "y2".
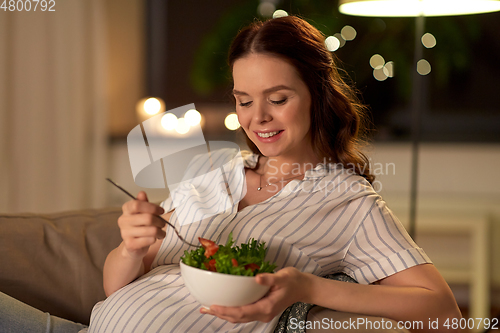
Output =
[{"x1": 232, "y1": 53, "x2": 313, "y2": 160}]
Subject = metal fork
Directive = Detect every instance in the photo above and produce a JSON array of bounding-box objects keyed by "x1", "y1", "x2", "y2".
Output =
[{"x1": 106, "y1": 178, "x2": 199, "y2": 248}]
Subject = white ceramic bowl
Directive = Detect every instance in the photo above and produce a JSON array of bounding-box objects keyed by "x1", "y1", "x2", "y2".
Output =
[{"x1": 180, "y1": 261, "x2": 270, "y2": 308}]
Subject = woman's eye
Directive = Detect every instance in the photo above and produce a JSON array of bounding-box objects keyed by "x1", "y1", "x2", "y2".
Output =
[
  {"x1": 270, "y1": 98, "x2": 287, "y2": 105},
  {"x1": 239, "y1": 101, "x2": 252, "y2": 107}
]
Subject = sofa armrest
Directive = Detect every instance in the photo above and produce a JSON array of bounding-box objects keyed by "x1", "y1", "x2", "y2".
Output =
[{"x1": 0, "y1": 207, "x2": 122, "y2": 325}]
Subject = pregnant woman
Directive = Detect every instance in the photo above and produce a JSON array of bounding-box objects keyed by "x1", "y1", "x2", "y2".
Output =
[{"x1": 88, "y1": 16, "x2": 460, "y2": 333}]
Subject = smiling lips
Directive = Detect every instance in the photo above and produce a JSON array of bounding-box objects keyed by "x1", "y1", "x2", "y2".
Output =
[{"x1": 256, "y1": 130, "x2": 283, "y2": 138}]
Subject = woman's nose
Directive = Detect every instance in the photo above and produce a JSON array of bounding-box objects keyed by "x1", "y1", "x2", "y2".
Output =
[{"x1": 253, "y1": 102, "x2": 272, "y2": 124}]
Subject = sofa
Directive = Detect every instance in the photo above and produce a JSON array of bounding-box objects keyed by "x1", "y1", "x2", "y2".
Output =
[
  {"x1": 0, "y1": 207, "x2": 408, "y2": 332},
  {"x1": 0, "y1": 207, "x2": 123, "y2": 325}
]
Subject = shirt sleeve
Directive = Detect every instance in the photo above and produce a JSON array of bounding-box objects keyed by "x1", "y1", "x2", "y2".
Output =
[{"x1": 342, "y1": 197, "x2": 432, "y2": 284}]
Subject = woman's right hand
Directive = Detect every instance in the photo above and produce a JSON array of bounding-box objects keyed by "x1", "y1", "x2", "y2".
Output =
[
  {"x1": 118, "y1": 191, "x2": 166, "y2": 260},
  {"x1": 104, "y1": 191, "x2": 169, "y2": 296}
]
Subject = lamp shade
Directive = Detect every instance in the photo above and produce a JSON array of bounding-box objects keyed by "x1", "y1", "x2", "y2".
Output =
[{"x1": 338, "y1": 0, "x2": 500, "y2": 17}]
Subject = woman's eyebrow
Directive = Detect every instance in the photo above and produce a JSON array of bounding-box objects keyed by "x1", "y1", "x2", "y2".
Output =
[
  {"x1": 232, "y1": 85, "x2": 294, "y2": 96},
  {"x1": 232, "y1": 89, "x2": 248, "y2": 96}
]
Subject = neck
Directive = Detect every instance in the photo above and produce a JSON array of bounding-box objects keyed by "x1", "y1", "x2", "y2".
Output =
[{"x1": 260, "y1": 154, "x2": 322, "y2": 179}]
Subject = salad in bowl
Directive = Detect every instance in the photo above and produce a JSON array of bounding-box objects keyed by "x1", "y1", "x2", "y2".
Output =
[{"x1": 180, "y1": 233, "x2": 277, "y2": 307}]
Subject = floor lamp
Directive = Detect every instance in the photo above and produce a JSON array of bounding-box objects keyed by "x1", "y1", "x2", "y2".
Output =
[{"x1": 338, "y1": 0, "x2": 500, "y2": 239}]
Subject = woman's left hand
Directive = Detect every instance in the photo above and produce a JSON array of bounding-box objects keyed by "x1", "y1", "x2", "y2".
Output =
[{"x1": 200, "y1": 267, "x2": 311, "y2": 323}]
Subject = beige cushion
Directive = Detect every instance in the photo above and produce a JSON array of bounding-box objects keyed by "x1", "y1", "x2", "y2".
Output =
[{"x1": 0, "y1": 207, "x2": 122, "y2": 325}]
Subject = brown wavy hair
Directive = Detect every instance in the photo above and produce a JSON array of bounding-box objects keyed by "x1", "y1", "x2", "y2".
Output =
[{"x1": 228, "y1": 16, "x2": 374, "y2": 183}]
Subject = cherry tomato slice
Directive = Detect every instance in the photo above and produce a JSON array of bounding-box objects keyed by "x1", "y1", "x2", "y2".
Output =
[
  {"x1": 244, "y1": 263, "x2": 260, "y2": 272},
  {"x1": 204, "y1": 245, "x2": 219, "y2": 258},
  {"x1": 231, "y1": 258, "x2": 239, "y2": 267},
  {"x1": 198, "y1": 237, "x2": 219, "y2": 258},
  {"x1": 204, "y1": 259, "x2": 217, "y2": 272},
  {"x1": 198, "y1": 237, "x2": 216, "y2": 248}
]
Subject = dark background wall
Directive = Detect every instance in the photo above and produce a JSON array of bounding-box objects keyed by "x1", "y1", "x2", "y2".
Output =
[{"x1": 145, "y1": 0, "x2": 500, "y2": 142}]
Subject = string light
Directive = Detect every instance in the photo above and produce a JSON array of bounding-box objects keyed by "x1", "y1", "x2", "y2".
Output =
[
  {"x1": 370, "y1": 55, "x2": 395, "y2": 80},
  {"x1": 272, "y1": 9, "x2": 288, "y2": 18},
  {"x1": 224, "y1": 113, "x2": 240, "y2": 130},
  {"x1": 417, "y1": 59, "x2": 431, "y2": 75},
  {"x1": 184, "y1": 109, "x2": 202, "y2": 126},
  {"x1": 136, "y1": 97, "x2": 166, "y2": 122},
  {"x1": 325, "y1": 36, "x2": 341, "y2": 52},
  {"x1": 161, "y1": 113, "x2": 178, "y2": 130},
  {"x1": 421, "y1": 33, "x2": 437, "y2": 48},
  {"x1": 383, "y1": 61, "x2": 395, "y2": 77},
  {"x1": 175, "y1": 118, "x2": 190, "y2": 134},
  {"x1": 370, "y1": 54, "x2": 385, "y2": 70},
  {"x1": 373, "y1": 68, "x2": 388, "y2": 81},
  {"x1": 258, "y1": 2, "x2": 275, "y2": 17},
  {"x1": 341, "y1": 25, "x2": 357, "y2": 41}
]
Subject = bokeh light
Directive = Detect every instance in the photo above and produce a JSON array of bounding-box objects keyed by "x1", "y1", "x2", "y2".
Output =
[
  {"x1": 383, "y1": 61, "x2": 395, "y2": 77},
  {"x1": 161, "y1": 113, "x2": 178, "y2": 130},
  {"x1": 370, "y1": 54, "x2": 385, "y2": 70},
  {"x1": 175, "y1": 118, "x2": 190, "y2": 134},
  {"x1": 258, "y1": 2, "x2": 275, "y2": 17},
  {"x1": 184, "y1": 109, "x2": 202, "y2": 126},
  {"x1": 143, "y1": 98, "x2": 162, "y2": 115},
  {"x1": 334, "y1": 33, "x2": 346, "y2": 48},
  {"x1": 370, "y1": 56, "x2": 395, "y2": 81},
  {"x1": 341, "y1": 25, "x2": 357, "y2": 41},
  {"x1": 224, "y1": 113, "x2": 240, "y2": 130},
  {"x1": 325, "y1": 36, "x2": 341, "y2": 52},
  {"x1": 417, "y1": 59, "x2": 431, "y2": 75},
  {"x1": 136, "y1": 97, "x2": 166, "y2": 122},
  {"x1": 373, "y1": 68, "x2": 388, "y2": 81},
  {"x1": 421, "y1": 33, "x2": 437, "y2": 48},
  {"x1": 272, "y1": 9, "x2": 288, "y2": 18}
]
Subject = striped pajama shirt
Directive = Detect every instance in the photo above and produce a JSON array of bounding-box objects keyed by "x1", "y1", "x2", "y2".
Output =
[{"x1": 87, "y1": 150, "x2": 431, "y2": 333}]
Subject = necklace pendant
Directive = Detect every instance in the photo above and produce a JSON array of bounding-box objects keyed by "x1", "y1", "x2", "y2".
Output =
[{"x1": 257, "y1": 187, "x2": 262, "y2": 191}]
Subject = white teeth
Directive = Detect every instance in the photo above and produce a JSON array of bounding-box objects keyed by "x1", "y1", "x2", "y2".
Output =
[{"x1": 257, "y1": 131, "x2": 280, "y2": 138}]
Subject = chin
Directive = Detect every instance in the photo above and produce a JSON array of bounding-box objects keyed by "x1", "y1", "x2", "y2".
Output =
[{"x1": 255, "y1": 147, "x2": 283, "y2": 158}]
